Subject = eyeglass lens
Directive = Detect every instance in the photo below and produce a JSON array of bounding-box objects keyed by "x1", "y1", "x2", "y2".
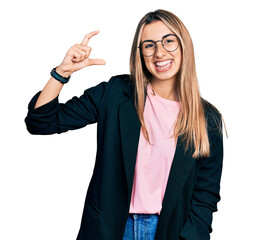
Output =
[{"x1": 141, "y1": 35, "x2": 179, "y2": 57}]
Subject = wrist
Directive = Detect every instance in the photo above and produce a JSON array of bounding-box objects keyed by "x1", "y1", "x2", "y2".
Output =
[{"x1": 56, "y1": 66, "x2": 72, "y2": 78}]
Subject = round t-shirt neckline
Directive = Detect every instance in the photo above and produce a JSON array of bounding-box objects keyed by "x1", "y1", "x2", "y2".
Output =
[{"x1": 147, "y1": 83, "x2": 180, "y2": 106}]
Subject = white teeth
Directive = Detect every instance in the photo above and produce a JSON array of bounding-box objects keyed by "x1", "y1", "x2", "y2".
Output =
[{"x1": 155, "y1": 60, "x2": 172, "y2": 67}]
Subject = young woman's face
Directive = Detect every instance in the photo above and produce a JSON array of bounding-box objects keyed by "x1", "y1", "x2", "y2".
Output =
[{"x1": 140, "y1": 21, "x2": 182, "y2": 83}]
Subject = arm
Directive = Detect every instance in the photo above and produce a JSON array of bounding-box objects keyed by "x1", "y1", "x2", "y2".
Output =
[
  {"x1": 25, "y1": 79, "x2": 110, "y2": 135},
  {"x1": 180, "y1": 109, "x2": 224, "y2": 240},
  {"x1": 34, "y1": 30, "x2": 105, "y2": 109},
  {"x1": 25, "y1": 30, "x2": 106, "y2": 135},
  {"x1": 34, "y1": 67, "x2": 65, "y2": 109}
]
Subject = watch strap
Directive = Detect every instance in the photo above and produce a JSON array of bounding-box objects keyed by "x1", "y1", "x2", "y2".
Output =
[{"x1": 50, "y1": 67, "x2": 71, "y2": 84}]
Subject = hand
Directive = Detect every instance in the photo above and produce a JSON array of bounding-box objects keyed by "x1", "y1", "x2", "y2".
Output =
[{"x1": 57, "y1": 30, "x2": 106, "y2": 77}]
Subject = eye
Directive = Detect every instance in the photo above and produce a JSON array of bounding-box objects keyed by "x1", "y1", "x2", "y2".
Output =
[
  {"x1": 144, "y1": 43, "x2": 155, "y2": 49},
  {"x1": 164, "y1": 39, "x2": 173, "y2": 43},
  {"x1": 163, "y1": 35, "x2": 178, "y2": 45}
]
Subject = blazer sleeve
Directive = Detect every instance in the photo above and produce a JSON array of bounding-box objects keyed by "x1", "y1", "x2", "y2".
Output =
[
  {"x1": 180, "y1": 107, "x2": 224, "y2": 240},
  {"x1": 24, "y1": 80, "x2": 110, "y2": 135}
]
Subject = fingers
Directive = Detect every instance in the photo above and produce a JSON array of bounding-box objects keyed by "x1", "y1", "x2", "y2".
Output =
[
  {"x1": 73, "y1": 58, "x2": 105, "y2": 71},
  {"x1": 71, "y1": 44, "x2": 91, "y2": 62},
  {"x1": 64, "y1": 31, "x2": 105, "y2": 70},
  {"x1": 81, "y1": 30, "x2": 99, "y2": 46}
]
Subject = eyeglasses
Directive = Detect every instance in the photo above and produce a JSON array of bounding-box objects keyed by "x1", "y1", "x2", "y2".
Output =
[{"x1": 138, "y1": 34, "x2": 180, "y2": 57}]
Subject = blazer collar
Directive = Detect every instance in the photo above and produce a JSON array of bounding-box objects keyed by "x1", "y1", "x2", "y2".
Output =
[
  {"x1": 123, "y1": 78, "x2": 135, "y2": 98},
  {"x1": 123, "y1": 78, "x2": 158, "y2": 101}
]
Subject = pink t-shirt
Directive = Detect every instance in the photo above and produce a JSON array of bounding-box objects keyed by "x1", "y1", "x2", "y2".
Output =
[{"x1": 129, "y1": 83, "x2": 181, "y2": 215}]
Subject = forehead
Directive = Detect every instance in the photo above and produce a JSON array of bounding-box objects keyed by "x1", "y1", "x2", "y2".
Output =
[{"x1": 141, "y1": 20, "x2": 174, "y2": 41}]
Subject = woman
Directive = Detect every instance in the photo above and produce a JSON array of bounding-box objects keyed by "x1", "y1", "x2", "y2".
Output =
[{"x1": 25, "y1": 9, "x2": 225, "y2": 240}]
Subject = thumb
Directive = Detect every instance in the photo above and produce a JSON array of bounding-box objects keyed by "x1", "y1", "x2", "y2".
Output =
[{"x1": 86, "y1": 58, "x2": 106, "y2": 66}]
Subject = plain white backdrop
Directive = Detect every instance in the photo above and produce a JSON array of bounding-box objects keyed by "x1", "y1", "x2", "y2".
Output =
[{"x1": 1, "y1": 0, "x2": 252, "y2": 239}]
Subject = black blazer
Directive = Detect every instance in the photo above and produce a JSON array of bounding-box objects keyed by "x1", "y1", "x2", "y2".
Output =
[{"x1": 25, "y1": 74, "x2": 223, "y2": 240}]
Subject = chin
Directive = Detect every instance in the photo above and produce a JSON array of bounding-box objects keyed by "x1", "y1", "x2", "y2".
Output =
[{"x1": 151, "y1": 72, "x2": 177, "y2": 81}]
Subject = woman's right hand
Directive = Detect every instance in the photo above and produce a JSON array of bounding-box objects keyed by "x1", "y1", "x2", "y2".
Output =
[{"x1": 56, "y1": 30, "x2": 106, "y2": 77}]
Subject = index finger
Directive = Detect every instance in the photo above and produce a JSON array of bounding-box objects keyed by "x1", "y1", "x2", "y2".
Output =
[{"x1": 81, "y1": 30, "x2": 99, "y2": 46}]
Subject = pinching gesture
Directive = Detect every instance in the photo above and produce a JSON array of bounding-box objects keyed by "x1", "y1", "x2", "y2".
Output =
[{"x1": 57, "y1": 30, "x2": 106, "y2": 77}]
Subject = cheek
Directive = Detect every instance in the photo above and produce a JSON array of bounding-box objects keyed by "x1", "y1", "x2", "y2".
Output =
[{"x1": 144, "y1": 58, "x2": 154, "y2": 71}]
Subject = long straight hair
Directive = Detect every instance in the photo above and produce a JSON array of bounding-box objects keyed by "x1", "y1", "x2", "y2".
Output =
[{"x1": 130, "y1": 9, "x2": 226, "y2": 158}]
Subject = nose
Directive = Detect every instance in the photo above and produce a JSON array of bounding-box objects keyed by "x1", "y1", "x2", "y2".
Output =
[{"x1": 155, "y1": 42, "x2": 167, "y2": 58}]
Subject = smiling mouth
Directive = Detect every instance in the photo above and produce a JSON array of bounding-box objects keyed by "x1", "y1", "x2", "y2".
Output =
[{"x1": 154, "y1": 60, "x2": 173, "y2": 72}]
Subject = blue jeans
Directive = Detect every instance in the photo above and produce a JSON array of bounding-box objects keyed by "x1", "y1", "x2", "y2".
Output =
[{"x1": 123, "y1": 213, "x2": 159, "y2": 240}]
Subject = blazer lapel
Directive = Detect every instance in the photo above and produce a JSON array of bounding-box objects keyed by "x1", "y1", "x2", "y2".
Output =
[
  {"x1": 119, "y1": 80, "x2": 141, "y2": 203},
  {"x1": 156, "y1": 134, "x2": 195, "y2": 232},
  {"x1": 118, "y1": 79, "x2": 196, "y2": 225}
]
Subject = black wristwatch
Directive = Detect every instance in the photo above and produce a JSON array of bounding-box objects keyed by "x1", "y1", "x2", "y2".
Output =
[{"x1": 50, "y1": 67, "x2": 71, "y2": 84}]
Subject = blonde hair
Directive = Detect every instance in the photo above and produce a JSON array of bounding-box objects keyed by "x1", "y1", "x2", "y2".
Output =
[{"x1": 130, "y1": 9, "x2": 227, "y2": 158}]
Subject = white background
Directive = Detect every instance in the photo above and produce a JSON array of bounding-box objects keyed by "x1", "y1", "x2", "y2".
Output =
[{"x1": 1, "y1": 0, "x2": 252, "y2": 239}]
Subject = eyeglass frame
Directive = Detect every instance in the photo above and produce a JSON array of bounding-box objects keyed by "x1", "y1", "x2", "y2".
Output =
[{"x1": 138, "y1": 33, "x2": 180, "y2": 57}]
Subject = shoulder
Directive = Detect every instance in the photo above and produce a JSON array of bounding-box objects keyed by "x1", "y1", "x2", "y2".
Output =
[
  {"x1": 201, "y1": 97, "x2": 223, "y2": 136},
  {"x1": 108, "y1": 74, "x2": 131, "y2": 88},
  {"x1": 86, "y1": 74, "x2": 131, "y2": 97}
]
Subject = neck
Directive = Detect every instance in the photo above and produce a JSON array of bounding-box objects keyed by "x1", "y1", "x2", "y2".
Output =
[{"x1": 149, "y1": 77, "x2": 179, "y2": 102}]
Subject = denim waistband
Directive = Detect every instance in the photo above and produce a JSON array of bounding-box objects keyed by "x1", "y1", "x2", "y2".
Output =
[{"x1": 129, "y1": 213, "x2": 159, "y2": 219}]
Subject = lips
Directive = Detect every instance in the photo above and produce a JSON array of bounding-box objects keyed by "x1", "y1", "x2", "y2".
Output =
[{"x1": 154, "y1": 59, "x2": 173, "y2": 72}]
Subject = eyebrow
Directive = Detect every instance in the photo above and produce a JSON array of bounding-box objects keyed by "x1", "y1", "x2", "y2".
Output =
[{"x1": 141, "y1": 33, "x2": 174, "y2": 43}]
